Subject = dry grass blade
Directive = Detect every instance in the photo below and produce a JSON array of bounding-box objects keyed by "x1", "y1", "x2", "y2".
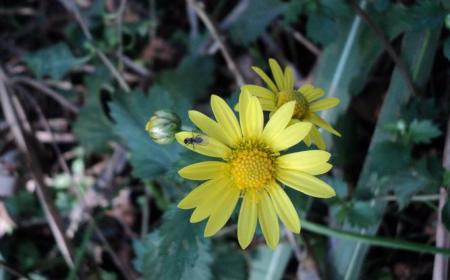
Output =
[{"x1": 0, "y1": 67, "x2": 75, "y2": 268}]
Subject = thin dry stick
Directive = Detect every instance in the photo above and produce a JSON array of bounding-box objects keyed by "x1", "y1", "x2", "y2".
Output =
[
  {"x1": 187, "y1": 0, "x2": 245, "y2": 86},
  {"x1": 58, "y1": 0, "x2": 131, "y2": 93},
  {"x1": 0, "y1": 67, "x2": 75, "y2": 268},
  {"x1": 10, "y1": 77, "x2": 79, "y2": 114},
  {"x1": 350, "y1": 0, "x2": 418, "y2": 97},
  {"x1": 20, "y1": 90, "x2": 133, "y2": 279},
  {"x1": 433, "y1": 118, "x2": 450, "y2": 280},
  {"x1": 282, "y1": 24, "x2": 321, "y2": 56}
]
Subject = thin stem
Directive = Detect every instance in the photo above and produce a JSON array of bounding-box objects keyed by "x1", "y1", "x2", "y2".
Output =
[
  {"x1": 282, "y1": 24, "x2": 321, "y2": 56},
  {"x1": 350, "y1": 0, "x2": 417, "y2": 96},
  {"x1": 58, "y1": 0, "x2": 131, "y2": 92},
  {"x1": 187, "y1": 0, "x2": 245, "y2": 86},
  {"x1": 302, "y1": 220, "x2": 450, "y2": 256}
]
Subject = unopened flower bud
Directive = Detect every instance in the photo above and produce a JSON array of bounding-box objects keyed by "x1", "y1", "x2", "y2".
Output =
[{"x1": 145, "y1": 110, "x2": 181, "y2": 145}]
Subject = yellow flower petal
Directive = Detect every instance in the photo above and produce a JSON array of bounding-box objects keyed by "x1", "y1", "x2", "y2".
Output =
[
  {"x1": 268, "y1": 182, "x2": 300, "y2": 233},
  {"x1": 299, "y1": 84, "x2": 324, "y2": 102},
  {"x1": 276, "y1": 169, "x2": 336, "y2": 198},
  {"x1": 241, "y1": 85, "x2": 276, "y2": 101},
  {"x1": 238, "y1": 191, "x2": 257, "y2": 249},
  {"x1": 310, "y1": 125, "x2": 326, "y2": 150},
  {"x1": 178, "y1": 179, "x2": 219, "y2": 209},
  {"x1": 262, "y1": 101, "x2": 295, "y2": 144},
  {"x1": 188, "y1": 110, "x2": 234, "y2": 147},
  {"x1": 269, "y1": 58, "x2": 285, "y2": 91},
  {"x1": 306, "y1": 113, "x2": 341, "y2": 136},
  {"x1": 204, "y1": 187, "x2": 240, "y2": 237},
  {"x1": 277, "y1": 151, "x2": 332, "y2": 175},
  {"x1": 270, "y1": 122, "x2": 312, "y2": 151},
  {"x1": 211, "y1": 95, "x2": 242, "y2": 145},
  {"x1": 239, "y1": 90, "x2": 263, "y2": 138},
  {"x1": 190, "y1": 178, "x2": 231, "y2": 223},
  {"x1": 252, "y1": 66, "x2": 278, "y2": 93},
  {"x1": 284, "y1": 66, "x2": 294, "y2": 91},
  {"x1": 258, "y1": 191, "x2": 279, "y2": 249},
  {"x1": 178, "y1": 161, "x2": 228, "y2": 180},
  {"x1": 176, "y1": 131, "x2": 231, "y2": 159},
  {"x1": 259, "y1": 99, "x2": 277, "y2": 111},
  {"x1": 277, "y1": 150, "x2": 330, "y2": 169},
  {"x1": 309, "y1": 98, "x2": 340, "y2": 112},
  {"x1": 304, "y1": 133, "x2": 312, "y2": 147}
]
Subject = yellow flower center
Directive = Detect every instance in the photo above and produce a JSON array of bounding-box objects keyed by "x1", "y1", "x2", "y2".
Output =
[
  {"x1": 229, "y1": 140, "x2": 275, "y2": 190},
  {"x1": 277, "y1": 90, "x2": 309, "y2": 119}
]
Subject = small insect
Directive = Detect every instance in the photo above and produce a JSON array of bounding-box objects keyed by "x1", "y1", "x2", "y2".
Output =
[{"x1": 184, "y1": 134, "x2": 207, "y2": 150}]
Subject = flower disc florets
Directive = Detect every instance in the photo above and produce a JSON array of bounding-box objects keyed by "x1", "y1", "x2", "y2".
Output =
[
  {"x1": 276, "y1": 90, "x2": 309, "y2": 119},
  {"x1": 228, "y1": 140, "x2": 276, "y2": 191}
]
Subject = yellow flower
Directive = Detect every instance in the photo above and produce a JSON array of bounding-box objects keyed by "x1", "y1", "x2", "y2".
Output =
[
  {"x1": 244, "y1": 58, "x2": 341, "y2": 150},
  {"x1": 175, "y1": 90, "x2": 335, "y2": 249}
]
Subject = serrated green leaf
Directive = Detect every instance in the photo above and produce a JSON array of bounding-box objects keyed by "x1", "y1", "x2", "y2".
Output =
[
  {"x1": 370, "y1": 142, "x2": 411, "y2": 175},
  {"x1": 109, "y1": 89, "x2": 182, "y2": 179},
  {"x1": 211, "y1": 243, "x2": 247, "y2": 280},
  {"x1": 347, "y1": 201, "x2": 379, "y2": 227},
  {"x1": 249, "y1": 243, "x2": 292, "y2": 280},
  {"x1": 408, "y1": 119, "x2": 441, "y2": 144},
  {"x1": 133, "y1": 209, "x2": 213, "y2": 280},
  {"x1": 229, "y1": 0, "x2": 288, "y2": 45},
  {"x1": 23, "y1": 43, "x2": 87, "y2": 80},
  {"x1": 389, "y1": 169, "x2": 429, "y2": 209},
  {"x1": 73, "y1": 76, "x2": 117, "y2": 154}
]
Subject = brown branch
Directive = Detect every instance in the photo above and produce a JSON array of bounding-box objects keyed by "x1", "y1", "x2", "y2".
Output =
[
  {"x1": 187, "y1": 0, "x2": 245, "y2": 86},
  {"x1": 282, "y1": 24, "x2": 321, "y2": 56},
  {"x1": 0, "y1": 67, "x2": 75, "y2": 268},
  {"x1": 349, "y1": 0, "x2": 418, "y2": 96}
]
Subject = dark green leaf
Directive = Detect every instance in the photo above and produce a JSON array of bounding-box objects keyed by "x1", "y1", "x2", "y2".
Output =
[
  {"x1": 347, "y1": 201, "x2": 380, "y2": 227},
  {"x1": 134, "y1": 209, "x2": 213, "y2": 280},
  {"x1": 370, "y1": 142, "x2": 411, "y2": 175},
  {"x1": 109, "y1": 89, "x2": 182, "y2": 178},
  {"x1": 406, "y1": 0, "x2": 446, "y2": 31},
  {"x1": 23, "y1": 43, "x2": 87, "y2": 80},
  {"x1": 306, "y1": 14, "x2": 337, "y2": 45},
  {"x1": 73, "y1": 76, "x2": 117, "y2": 154},
  {"x1": 229, "y1": 0, "x2": 288, "y2": 45},
  {"x1": 408, "y1": 119, "x2": 441, "y2": 144},
  {"x1": 390, "y1": 169, "x2": 429, "y2": 209},
  {"x1": 211, "y1": 243, "x2": 247, "y2": 280}
]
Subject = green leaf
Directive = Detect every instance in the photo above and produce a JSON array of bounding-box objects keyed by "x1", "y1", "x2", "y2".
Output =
[
  {"x1": 73, "y1": 76, "x2": 117, "y2": 154},
  {"x1": 408, "y1": 119, "x2": 441, "y2": 144},
  {"x1": 109, "y1": 89, "x2": 182, "y2": 179},
  {"x1": 211, "y1": 243, "x2": 247, "y2": 280},
  {"x1": 443, "y1": 37, "x2": 450, "y2": 61},
  {"x1": 306, "y1": 14, "x2": 337, "y2": 45},
  {"x1": 249, "y1": 243, "x2": 292, "y2": 280},
  {"x1": 347, "y1": 201, "x2": 379, "y2": 227},
  {"x1": 23, "y1": 43, "x2": 87, "y2": 80},
  {"x1": 229, "y1": 0, "x2": 288, "y2": 45},
  {"x1": 133, "y1": 209, "x2": 213, "y2": 280},
  {"x1": 370, "y1": 142, "x2": 411, "y2": 175},
  {"x1": 406, "y1": 0, "x2": 446, "y2": 31},
  {"x1": 390, "y1": 169, "x2": 429, "y2": 209},
  {"x1": 442, "y1": 200, "x2": 450, "y2": 232}
]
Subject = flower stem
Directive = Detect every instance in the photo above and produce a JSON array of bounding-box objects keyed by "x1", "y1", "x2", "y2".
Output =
[{"x1": 301, "y1": 220, "x2": 450, "y2": 256}]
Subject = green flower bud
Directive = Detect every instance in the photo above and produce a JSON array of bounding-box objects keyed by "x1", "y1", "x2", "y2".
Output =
[{"x1": 145, "y1": 110, "x2": 181, "y2": 145}]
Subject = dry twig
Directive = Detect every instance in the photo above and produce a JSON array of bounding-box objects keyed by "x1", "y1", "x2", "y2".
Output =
[
  {"x1": 0, "y1": 67, "x2": 75, "y2": 268},
  {"x1": 187, "y1": 0, "x2": 245, "y2": 86}
]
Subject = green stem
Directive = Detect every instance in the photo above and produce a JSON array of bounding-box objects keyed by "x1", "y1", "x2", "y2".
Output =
[{"x1": 302, "y1": 220, "x2": 450, "y2": 256}]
